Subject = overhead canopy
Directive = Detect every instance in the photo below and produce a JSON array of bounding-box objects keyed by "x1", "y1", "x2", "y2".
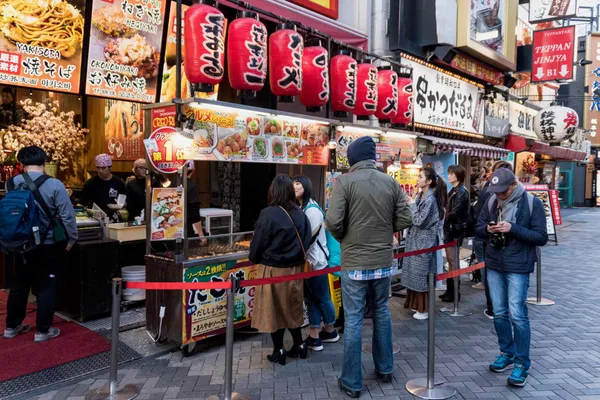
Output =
[
  {"x1": 421, "y1": 136, "x2": 510, "y2": 159},
  {"x1": 505, "y1": 134, "x2": 587, "y2": 161},
  {"x1": 219, "y1": 0, "x2": 368, "y2": 50}
]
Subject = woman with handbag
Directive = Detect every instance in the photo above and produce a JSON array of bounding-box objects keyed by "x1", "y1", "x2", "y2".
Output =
[
  {"x1": 293, "y1": 176, "x2": 340, "y2": 352},
  {"x1": 249, "y1": 175, "x2": 312, "y2": 365}
]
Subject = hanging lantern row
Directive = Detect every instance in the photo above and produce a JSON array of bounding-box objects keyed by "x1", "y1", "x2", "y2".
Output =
[{"x1": 183, "y1": 3, "x2": 413, "y2": 124}]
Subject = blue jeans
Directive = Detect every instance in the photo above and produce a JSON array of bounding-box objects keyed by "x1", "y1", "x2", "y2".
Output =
[
  {"x1": 340, "y1": 271, "x2": 393, "y2": 391},
  {"x1": 304, "y1": 274, "x2": 337, "y2": 329},
  {"x1": 487, "y1": 268, "x2": 531, "y2": 369}
]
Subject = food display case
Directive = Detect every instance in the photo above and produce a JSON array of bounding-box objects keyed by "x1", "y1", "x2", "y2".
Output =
[
  {"x1": 200, "y1": 208, "x2": 233, "y2": 236},
  {"x1": 145, "y1": 231, "x2": 257, "y2": 354}
]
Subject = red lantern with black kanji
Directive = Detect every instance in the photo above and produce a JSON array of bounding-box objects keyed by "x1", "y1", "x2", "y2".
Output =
[
  {"x1": 269, "y1": 22, "x2": 303, "y2": 102},
  {"x1": 392, "y1": 75, "x2": 413, "y2": 125},
  {"x1": 227, "y1": 11, "x2": 267, "y2": 98},
  {"x1": 330, "y1": 50, "x2": 356, "y2": 118},
  {"x1": 375, "y1": 67, "x2": 398, "y2": 123},
  {"x1": 354, "y1": 60, "x2": 378, "y2": 120},
  {"x1": 300, "y1": 41, "x2": 329, "y2": 112},
  {"x1": 184, "y1": 0, "x2": 226, "y2": 93}
]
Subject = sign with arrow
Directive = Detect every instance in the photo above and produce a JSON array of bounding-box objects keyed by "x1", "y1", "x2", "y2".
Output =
[{"x1": 532, "y1": 26, "x2": 575, "y2": 83}]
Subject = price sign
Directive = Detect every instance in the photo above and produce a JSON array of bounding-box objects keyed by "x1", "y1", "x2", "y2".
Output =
[{"x1": 144, "y1": 106, "x2": 185, "y2": 173}]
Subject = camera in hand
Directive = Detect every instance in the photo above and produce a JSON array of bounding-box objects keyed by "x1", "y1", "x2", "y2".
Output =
[{"x1": 489, "y1": 232, "x2": 508, "y2": 249}]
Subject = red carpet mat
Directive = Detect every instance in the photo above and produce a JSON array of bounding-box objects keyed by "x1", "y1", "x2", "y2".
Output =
[{"x1": 0, "y1": 290, "x2": 111, "y2": 382}]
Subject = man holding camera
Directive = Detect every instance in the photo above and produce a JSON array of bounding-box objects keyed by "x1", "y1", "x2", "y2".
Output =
[{"x1": 476, "y1": 168, "x2": 548, "y2": 387}]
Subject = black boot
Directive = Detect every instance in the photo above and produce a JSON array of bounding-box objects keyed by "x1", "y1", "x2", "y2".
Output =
[
  {"x1": 267, "y1": 349, "x2": 286, "y2": 365},
  {"x1": 440, "y1": 278, "x2": 454, "y2": 301},
  {"x1": 287, "y1": 343, "x2": 308, "y2": 359}
]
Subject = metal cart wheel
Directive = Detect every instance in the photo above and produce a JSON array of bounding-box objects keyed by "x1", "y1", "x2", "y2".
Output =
[{"x1": 182, "y1": 341, "x2": 197, "y2": 357}]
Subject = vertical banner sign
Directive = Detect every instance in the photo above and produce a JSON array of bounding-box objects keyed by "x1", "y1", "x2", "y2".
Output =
[
  {"x1": 105, "y1": 100, "x2": 144, "y2": 160},
  {"x1": 532, "y1": 26, "x2": 575, "y2": 83},
  {"x1": 86, "y1": 0, "x2": 167, "y2": 102},
  {"x1": 584, "y1": 33, "x2": 600, "y2": 147},
  {"x1": 144, "y1": 105, "x2": 186, "y2": 173},
  {"x1": 549, "y1": 189, "x2": 562, "y2": 225},
  {"x1": 0, "y1": 0, "x2": 85, "y2": 93}
]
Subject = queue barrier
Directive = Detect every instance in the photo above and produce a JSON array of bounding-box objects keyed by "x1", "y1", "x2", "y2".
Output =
[{"x1": 87, "y1": 241, "x2": 490, "y2": 400}]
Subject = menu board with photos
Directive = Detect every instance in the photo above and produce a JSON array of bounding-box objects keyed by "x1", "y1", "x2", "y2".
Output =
[
  {"x1": 0, "y1": 0, "x2": 85, "y2": 93},
  {"x1": 334, "y1": 130, "x2": 416, "y2": 170},
  {"x1": 105, "y1": 100, "x2": 144, "y2": 160},
  {"x1": 86, "y1": 0, "x2": 167, "y2": 103},
  {"x1": 159, "y1": 2, "x2": 219, "y2": 102}
]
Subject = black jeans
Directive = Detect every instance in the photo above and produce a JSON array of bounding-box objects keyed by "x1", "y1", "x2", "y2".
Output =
[{"x1": 6, "y1": 242, "x2": 67, "y2": 333}]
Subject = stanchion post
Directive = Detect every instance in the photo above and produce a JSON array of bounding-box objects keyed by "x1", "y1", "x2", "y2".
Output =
[
  {"x1": 405, "y1": 272, "x2": 456, "y2": 399},
  {"x1": 527, "y1": 247, "x2": 555, "y2": 306},
  {"x1": 207, "y1": 277, "x2": 251, "y2": 400},
  {"x1": 86, "y1": 279, "x2": 139, "y2": 400},
  {"x1": 441, "y1": 243, "x2": 471, "y2": 317}
]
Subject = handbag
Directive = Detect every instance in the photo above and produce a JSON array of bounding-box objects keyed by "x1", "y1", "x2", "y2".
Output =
[{"x1": 279, "y1": 206, "x2": 313, "y2": 273}]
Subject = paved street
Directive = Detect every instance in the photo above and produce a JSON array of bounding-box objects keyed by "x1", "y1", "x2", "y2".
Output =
[{"x1": 22, "y1": 208, "x2": 600, "y2": 400}]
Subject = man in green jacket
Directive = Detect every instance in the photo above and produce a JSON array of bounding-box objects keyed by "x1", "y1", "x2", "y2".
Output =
[{"x1": 327, "y1": 136, "x2": 412, "y2": 398}]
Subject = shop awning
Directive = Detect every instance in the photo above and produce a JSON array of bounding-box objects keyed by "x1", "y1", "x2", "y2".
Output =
[
  {"x1": 421, "y1": 136, "x2": 510, "y2": 159},
  {"x1": 505, "y1": 134, "x2": 587, "y2": 161},
  {"x1": 219, "y1": 0, "x2": 369, "y2": 50}
]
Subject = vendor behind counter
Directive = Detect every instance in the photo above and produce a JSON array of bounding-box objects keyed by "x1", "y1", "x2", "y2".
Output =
[{"x1": 80, "y1": 153, "x2": 127, "y2": 222}]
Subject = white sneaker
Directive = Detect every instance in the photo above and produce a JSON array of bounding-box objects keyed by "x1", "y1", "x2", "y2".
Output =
[
  {"x1": 472, "y1": 282, "x2": 485, "y2": 290},
  {"x1": 34, "y1": 327, "x2": 60, "y2": 343},
  {"x1": 4, "y1": 324, "x2": 31, "y2": 339},
  {"x1": 413, "y1": 312, "x2": 428, "y2": 320}
]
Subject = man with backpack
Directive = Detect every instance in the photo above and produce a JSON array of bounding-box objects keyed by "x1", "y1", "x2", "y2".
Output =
[
  {"x1": 476, "y1": 168, "x2": 547, "y2": 387},
  {"x1": 0, "y1": 146, "x2": 78, "y2": 342}
]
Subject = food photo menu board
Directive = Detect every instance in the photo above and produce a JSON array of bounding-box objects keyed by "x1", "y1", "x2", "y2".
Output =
[
  {"x1": 0, "y1": 0, "x2": 85, "y2": 92},
  {"x1": 86, "y1": 0, "x2": 167, "y2": 103},
  {"x1": 105, "y1": 100, "x2": 144, "y2": 160}
]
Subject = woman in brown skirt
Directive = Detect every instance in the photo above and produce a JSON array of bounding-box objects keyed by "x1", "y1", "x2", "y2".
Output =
[
  {"x1": 249, "y1": 175, "x2": 312, "y2": 365},
  {"x1": 402, "y1": 167, "x2": 447, "y2": 320}
]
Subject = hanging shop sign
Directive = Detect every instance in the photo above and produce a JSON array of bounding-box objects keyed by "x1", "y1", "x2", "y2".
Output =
[
  {"x1": 529, "y1": 0, "x2": 577, "y2": 23},
  {"x1": 0, "y1": 0, "x2": 85, "y2": 93},
  {"x1": 182, "y1": 259, "x2": 258, "y2": 344},
  {"x1": 584, "y1": 33, "x2": 600, "y2": 146},
  {"x1": 144, "y1": 106, "x2": 185, "y2": 174},
  {"x1": 484, "y1": 99, "x2": 509, "y2": 138},
  {"x1": 151, "y1": 187, "x2": 184, "y2": 241},
  {"x1": 375, "y1": 68, "x2": 398, "y2": 122},
  {"x1": 531, "y1": 26, "x2": 575, "y2": 83},
  {"x1": 391, "y1": 76, "x2": 413, "y2": 126},
  {"x1": 562, "y1": 128, "x2": 588, "y2": 154},
  {"x1": 533, "y1": 105, "x2": 578, "y2": 143},
  {"x1": 269, "y1": 24, "x2": 304, "y2": 102},
  {"x1": 105, "y1": 100, "x2": 144, "y2": 160},
  {"x1": 86, "y1": 0, "x2": 167, "y2": 102},
  {"x1": 300, "y1": 44, "x2": 329, "y2": 112},
  {"x1": 287, "y1": 0, "x2": 339, "y2": 19},
  {"x1": 160, "y1": 2, "x2": 219, "y2": 102},
  {"x1": 448, "y1": 53, "x2": 504, "y2": 86},
  {"x1": 509, "y1": 101, "x2": 538, "y2": 139},
  {"x1": 354, "y1": 61, "x2": 378, "y2": 119},
  {"x1": 330, "y1": 52, "x2": 356, "y2": 118},
  {"x1": 404, "y1": 59, "x2": 484, "y2": 135}
]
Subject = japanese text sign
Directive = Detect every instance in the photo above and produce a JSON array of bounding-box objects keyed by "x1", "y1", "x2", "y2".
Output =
[
  {"x1": 404, "y1": 59, "x2": 484, "y2": 135},
  {"x1": 532, "y1": 26, "x2": 575, "y2": 83},
  {"x1": 529, "y1": 0, "x2": 577, "y2": 23},
  {"x1": 0, "y1": 0, "x2": 85, "y2": 93},
  {"x1": 105, "y1": 100, "x2": 144, "y2": 160},
  {"x1": 584, "y1": 33, "x2": 600, "y2": 146},
  {"x1": 509, "y1": 101, "x2": 538, "y2": 139},
  {"x1": 449, "y1": 53, "x2": 504, "y2": 86},
  {"x1": 144, "y1": 106, "x2": 185, "y2": 174},
  {"x1": 86, "y1": 0, "x2": 167, "y2": 103}
]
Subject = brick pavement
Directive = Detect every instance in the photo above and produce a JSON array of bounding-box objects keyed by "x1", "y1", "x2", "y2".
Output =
[{"x1": 25, "y1": 209, "x2": 600, "y2": 400}]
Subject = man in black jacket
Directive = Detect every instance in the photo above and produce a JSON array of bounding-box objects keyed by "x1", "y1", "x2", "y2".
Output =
[
  {"x1": 473, "y1": 161, "x2": 513, "y2": 319},
  {"x1": 476, "y1": 168, "x2": 547, "y2": 387}
]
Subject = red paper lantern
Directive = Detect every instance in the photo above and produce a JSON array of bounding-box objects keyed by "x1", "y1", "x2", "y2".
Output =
[
  {"x1": 375, "y1": 68, "x2": 398, "y2": 123},
  {"x1": 330, "y1": 51, "x2": 356, "y2": 118},
  {"x1": 227, "y1": 11, "x2": 267, "y2": 98},
  {"x1": 269, "y1": 22, "x2": 303, "y2": 102},
  {"x1": 184, "y1": 0, "x2": 226, "y2": 93},
  {"x1": 392, "y1": 75, "x2": 413, "y2": 125},
  {"x1": 354, "y1": 60, "x2": 378, "y2": 120},
  {"x1": 300, "y1": 43, "x2": 329, "y2": 112}
]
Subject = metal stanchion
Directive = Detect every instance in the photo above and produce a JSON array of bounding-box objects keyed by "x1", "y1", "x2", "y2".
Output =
[
  {"x1": 406, "y1": 272, "x2": 456, "y2": 399},
  {"x1": 206, "y1": 277, "x2": 251, "y2": 400},
  {"x1": 527, "y1": 247, "x2": 555, "y2": 306},
  {"x1": 86, "y1": 279, "x2": 139, "y2": 400},
  {"x1": 441, "y1": 245, "x2": 471, "y2": 317}
]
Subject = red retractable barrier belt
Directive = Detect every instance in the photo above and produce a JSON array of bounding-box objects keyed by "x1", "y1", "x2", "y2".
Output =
[
  {"x1": 125, "y1": 281, "x2": 232, "y2": 290},
  {"x1": 436, "y1": 262, "x2": 485, "y2": 281},
  {"x1": 238, "y1": 266, "x2": 341, "y2": 287}
]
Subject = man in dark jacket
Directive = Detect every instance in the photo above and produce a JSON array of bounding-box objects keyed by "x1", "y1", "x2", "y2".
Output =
[
  {"x1": 476, "y1": 168, "x2": 548, "y2": 388},
  {"x1": 327, "y1": 136, "x2": 412, "y2": 398}
]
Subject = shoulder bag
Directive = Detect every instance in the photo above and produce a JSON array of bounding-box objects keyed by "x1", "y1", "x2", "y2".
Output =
[{"x1": 279, "y1": 206, "x2": 313, "y2": 272}]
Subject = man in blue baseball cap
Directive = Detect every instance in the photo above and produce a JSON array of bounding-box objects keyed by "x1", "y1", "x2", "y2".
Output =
[{"x1": 476, "y1": 168, "x2": 548, "y2": 387}]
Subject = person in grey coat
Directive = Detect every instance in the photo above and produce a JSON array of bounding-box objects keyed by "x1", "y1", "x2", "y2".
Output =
[{"x1": 402, "y1": 167, "x2": 447, "y2": 320}]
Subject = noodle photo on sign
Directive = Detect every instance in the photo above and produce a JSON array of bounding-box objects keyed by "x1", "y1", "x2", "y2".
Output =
[{"x1": 0, "y1": 0, "x2": 85, "y2": 92}]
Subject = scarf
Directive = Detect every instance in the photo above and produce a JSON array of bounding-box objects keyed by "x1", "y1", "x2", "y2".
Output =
[{"x1": 497, "y1": 182, "x2": 525, "y2": 224}]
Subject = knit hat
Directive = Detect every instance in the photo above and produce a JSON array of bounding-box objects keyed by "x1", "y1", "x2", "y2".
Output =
[
  {"x1": 133, "y1": 158, "x2": 147, "y2": 169},
  {"x1": 95, "y1": 153, "x2": 112, "y2": 167},
  {"x1": 347, "y1": 136, "x2": 376, "y2": 167}
]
